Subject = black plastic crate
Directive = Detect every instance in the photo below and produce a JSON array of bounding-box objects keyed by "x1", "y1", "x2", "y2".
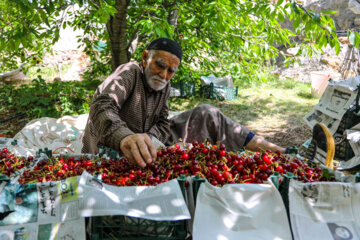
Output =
[
  {"x1": 89, "y1": 216, "x2": 187, "y2": 240},
  {"x1": 334, "y1": 110, "x2": 360, "y2": 161}
]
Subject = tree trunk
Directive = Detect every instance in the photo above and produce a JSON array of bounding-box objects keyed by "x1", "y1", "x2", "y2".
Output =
[{"x1": 106, "y1": 0, "x2": 129, "y2": 71}]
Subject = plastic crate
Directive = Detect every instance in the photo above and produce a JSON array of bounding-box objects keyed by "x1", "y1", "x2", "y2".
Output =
[
  {"x1": 88, "y1": 178, "x2": 188, "y2": 240},
  {"x1": 334, "y1": 110, "x2": 360, "y2": 161},
  {"x1": 89, "y1": 216, "x2": 187, "y2": 240},
  {"x1": 171, "y1": 80, "x2": 196, "y2": 98},
  {"x1": 192, "y1": 175, "x2": 206, "y2": 207},
  {"x1": 200, "y1": 83, "x2": 238, "y2": 101}
]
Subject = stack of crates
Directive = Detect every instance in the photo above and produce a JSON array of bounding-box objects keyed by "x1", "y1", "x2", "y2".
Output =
[
  {"x1": 200, "y1": 83, "x2": 238, "y2": 101},
  {"x1": 171, "y1": 80, "x2": 196, "y2": 98}
]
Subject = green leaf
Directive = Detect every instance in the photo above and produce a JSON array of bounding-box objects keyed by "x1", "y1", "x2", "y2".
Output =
[
  {"x1": 334, "y1": 40, "x2": 340, "y2": 55},
  {"x1": 293, "y1": 15, "x2": 300, "y2": 29},
  {"x1": 321, "y1": 10, "x2": 338, "y2": 15},
  {"x1": 291, "y1": 0, "x2": 300, "y2": 14},
  {"x1": 185, "y1": 16, "x2": 196, "y2": 24},
  {"x1": 349, "y1": 31, "x2": 356, "y2": 46},
  {"x1": 305, "y1": 21, "x2": 312, "y2": 33},
  {"x1": 312, "y1": 13, "x2": 320, "y2": 24},
  {"x1": 276, "y1": 0, "x2": 284, "y2": 6},
  {"x1": 154, "y1": 26, "x2": 167, "y2": 38},
  {"x1": 356, "y1": 33, "x2": 360, "y2": 49},
  {"x1": 278, "y1": 11, "x2": 285, "y2": 22}
]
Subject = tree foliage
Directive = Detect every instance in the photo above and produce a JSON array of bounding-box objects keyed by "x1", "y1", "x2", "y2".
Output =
[{"x1": 1, "y1": 0, "x2": 360, "y2": 84}]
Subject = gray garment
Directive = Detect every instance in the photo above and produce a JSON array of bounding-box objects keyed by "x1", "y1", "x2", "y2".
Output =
[{"x1": 166, "y1": 104, "x2": 251, "y2": 151}]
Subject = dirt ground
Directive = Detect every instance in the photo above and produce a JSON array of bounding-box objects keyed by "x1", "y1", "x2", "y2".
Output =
[{"x1": 249, "y1": 123, "x2": 312, "y2": 150}]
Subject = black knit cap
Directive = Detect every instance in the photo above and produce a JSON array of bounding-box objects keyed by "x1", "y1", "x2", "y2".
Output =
[{"x1": 147, "y1": 38, "x2": 182, "y2": 62}]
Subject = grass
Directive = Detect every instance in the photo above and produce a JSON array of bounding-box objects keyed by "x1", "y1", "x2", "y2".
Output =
[
  {"x1": 169, "y1": 78, "x2": 319, "y2": 147},
  {"x1": 169, "y1": 78, "x2": 318, "y2": 127},
  {"x1": 27, "y1": 64, "x2": 71, "y2": 81}
]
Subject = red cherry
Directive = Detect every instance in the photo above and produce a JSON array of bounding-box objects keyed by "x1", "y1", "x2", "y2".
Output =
[
  {"x1": 181, "y1": 153, "x2": 189, "y2": 160},
  {"x1": 262, "y1": 155, "x2": 272, "y2": 165},
  {"x1": 147, "y1": 176, "x2": 155, "y2": 184},
  {"x1": 276, "y1": 165, "x2": 284, "y2": 173},
  {"x1": 219, "y1": 150, "x2": 226, "y2": 157},
  {"x1": 129, "y1": 174, "x2": 136, "y2": 181}
]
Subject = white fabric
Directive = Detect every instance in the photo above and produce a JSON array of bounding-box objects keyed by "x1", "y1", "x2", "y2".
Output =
[
  {"x1": 10, "y1": 114, "x2": 89, "y2": 156},
  {"x1": 192, "y1": 181, "x2": 292, "y2": 240},
  {"x1": 349, "y1": 0, "x2": 360, "y2": 14},
  {"x1": 3, "y1": 111, "x2": 183, "y2": 157}
]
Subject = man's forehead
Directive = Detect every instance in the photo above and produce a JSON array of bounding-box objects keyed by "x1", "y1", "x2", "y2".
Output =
[{"x1": 152, "y1": 50, "x2": 180, "y2": 65}]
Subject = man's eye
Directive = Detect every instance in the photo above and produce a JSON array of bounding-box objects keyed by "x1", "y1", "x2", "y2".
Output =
[{"x1": 157, "y1": 62, "x2": 166, "y2": 68}]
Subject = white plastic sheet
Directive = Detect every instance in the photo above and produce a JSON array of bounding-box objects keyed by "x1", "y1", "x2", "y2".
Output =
[
  {"x1": 192, "y1": 181, "x2": 292, "y2": 240},
  {"x1": 289, "y1": 180, "x2": 360, "y2": 240}
]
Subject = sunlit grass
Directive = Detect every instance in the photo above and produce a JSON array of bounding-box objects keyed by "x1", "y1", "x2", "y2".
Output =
[
  {"x1": 169, "y1": 78, "x2": 319, "y2": 132},
  {"x1": 27, "y1": 64, "x2": 71, "y2": 81}
]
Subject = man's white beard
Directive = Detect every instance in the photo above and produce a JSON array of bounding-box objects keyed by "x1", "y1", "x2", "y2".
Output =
[{"x1": 144, "y1": 64, "x2": 168, "y2": 91}]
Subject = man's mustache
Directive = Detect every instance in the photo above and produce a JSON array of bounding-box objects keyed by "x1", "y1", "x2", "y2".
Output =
[{"x1": 151, "y1": 76, "x2": 166, "y2": 84}]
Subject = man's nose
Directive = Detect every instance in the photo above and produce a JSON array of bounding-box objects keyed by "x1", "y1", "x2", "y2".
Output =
[{"x1": 158, "y1": 69, "x2": 168, "y2": 80}]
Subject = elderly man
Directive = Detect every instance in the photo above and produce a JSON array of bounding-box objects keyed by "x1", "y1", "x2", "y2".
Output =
[{"x1": 82, "y1": 37, "x2": 285, "y2": 167}]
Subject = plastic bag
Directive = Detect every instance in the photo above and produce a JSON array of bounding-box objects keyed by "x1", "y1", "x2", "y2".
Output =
[
  {"x1": 349, "y1": 0, "x2": 360, "y2": 14},
  {"x1": 200, "y1": 74, "x2": 233, "y2": 88}
]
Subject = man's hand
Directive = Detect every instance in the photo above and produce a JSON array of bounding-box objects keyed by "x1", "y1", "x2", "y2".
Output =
[{"x1": 120, "y1": 133, "x2": 157, "y2": 168}]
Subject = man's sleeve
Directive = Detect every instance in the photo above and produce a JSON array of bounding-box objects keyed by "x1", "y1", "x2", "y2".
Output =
[
  {"x1": 147, "y1": 88, "x2": 171, "y2": 143},
  {"x1": 89, "y1": 67, "x2": 136, "y2": 152}
]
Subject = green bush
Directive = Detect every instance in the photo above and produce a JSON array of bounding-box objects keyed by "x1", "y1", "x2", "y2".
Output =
[{"x1": 0, "y1": 76, "x2": 101, "y2": 119}]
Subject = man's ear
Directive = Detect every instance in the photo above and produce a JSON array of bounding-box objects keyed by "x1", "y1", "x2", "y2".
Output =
[{"x1": 142, "y1": 50, "x2": 148, "y2": 68}]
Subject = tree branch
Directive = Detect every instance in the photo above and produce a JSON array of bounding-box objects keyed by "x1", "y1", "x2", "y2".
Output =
[{"x1": 295, "y1": 2, "x2": 327, "y2": 31}]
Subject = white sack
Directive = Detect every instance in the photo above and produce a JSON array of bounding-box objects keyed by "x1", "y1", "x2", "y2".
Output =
[{"x1": 12, "y1": 114, "x2": 89, "y2": 155}]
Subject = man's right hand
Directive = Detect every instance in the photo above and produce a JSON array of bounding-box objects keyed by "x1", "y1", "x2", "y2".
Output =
[{"x1": 120, "y1": 133, "x2": 157, "y2": 168}]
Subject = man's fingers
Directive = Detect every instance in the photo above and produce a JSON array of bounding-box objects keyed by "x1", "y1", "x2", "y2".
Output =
[
  {"x1": 144, "y1": 135, "x2": 157, "y2": 161},
  {"x1": 137, "y1": 140, "x2": 154, "y2": 164},
  {"x1": 119, "y1": 133, "x2": 160, "y2": 167},
  {"x1": 129, "y1": 142, "x2": 147, "y2": 168},
  {"x1": 121, "y1": 145, "x2": 137, "y2": 165}
]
